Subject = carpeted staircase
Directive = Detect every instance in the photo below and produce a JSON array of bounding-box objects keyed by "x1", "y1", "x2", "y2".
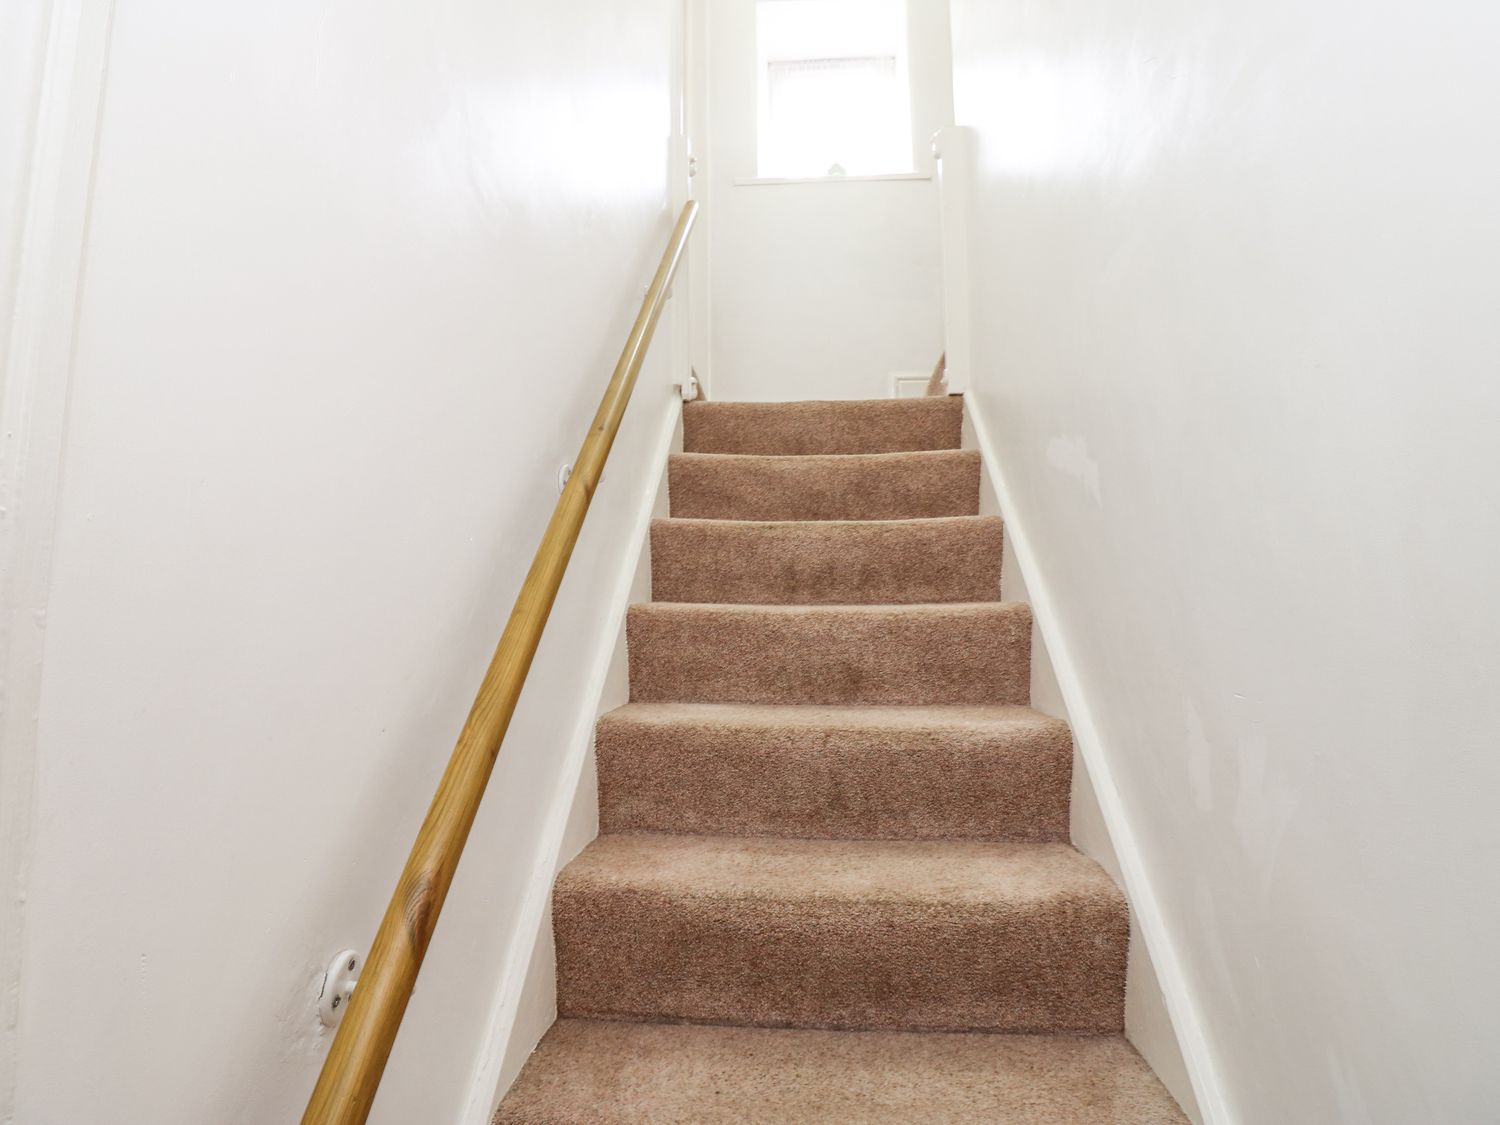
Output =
[{"x1": 495, "y1": 397, "x2": 1187, "y2": 1123}]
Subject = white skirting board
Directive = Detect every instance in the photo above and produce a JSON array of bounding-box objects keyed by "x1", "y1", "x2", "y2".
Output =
[
  {"x1": 456, "y1": 398, "x2": 680, "y2": 1125},
  {"x1": 965, "y1": 396, "x2": 1234, "y2": 1125}
]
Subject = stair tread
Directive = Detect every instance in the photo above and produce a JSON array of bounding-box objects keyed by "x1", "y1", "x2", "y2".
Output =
[
  {"x1": 669, "y1": 449, "x2": 980, "y2": 521},
  {"x1": 672, "y1": 450, "x2": 976, "y2": 469},
  {"x1": 650, "y1": 515, "x2": 1003, "y2": 605},
  {"x1": 496, "y1": 1020, "x2": 1187, "y2": 1124},
  {"x1": 683, "y1": 396, "x2": 964, "y2": 455},
  {"x1": 559, "y1": 832, "x2": 1117, "y2": 907},
  {"x1": 627, "y1": 601, "x2": 1032, "y2": 706},
  {"x1": 601, "y1": 699, "x2": 1064, "y2": 733},
  {"x1": 634, "y1": 599, "x2": 1024, "y2": 617},
  {"x1": 598, "y1": 703, "x2": 1072, "y2": 842},
  {"x1": 555, "y1": 834, "x2": 1127, "y2": 1031},
  {"x1": 655, "y1": 513, "x2": 997, "y2": 527}
]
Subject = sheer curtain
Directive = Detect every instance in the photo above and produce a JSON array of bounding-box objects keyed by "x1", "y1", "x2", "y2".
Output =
[{"x1": 761, "y1": 56, "x2": 912, "y2": 178}]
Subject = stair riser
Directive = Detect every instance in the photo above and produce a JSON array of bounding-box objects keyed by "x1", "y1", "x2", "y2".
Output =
[
  {"x1": 650, "y1": 517, "x2": 1003, "y2": 605},
  {"x1": 683, "y1": 397, "x2": 964, "y2": 455},
  {"x1": 628, "y1": 603, "x2": 1031, "y2": 706},
  {"x1": 597, "y1": 720, "x2": 1071, "y2": 841},
  {"x1": 669, "y1": 451, "x2": 980, "y2": 521},
  {"x1": 554, "y1": 891, "x2": 1126, "y2": 1034}
]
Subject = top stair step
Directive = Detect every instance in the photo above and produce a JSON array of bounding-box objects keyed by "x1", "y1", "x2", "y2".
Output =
[{"x1": 684, "y1": 397, "x2": 963, "y2": 455}]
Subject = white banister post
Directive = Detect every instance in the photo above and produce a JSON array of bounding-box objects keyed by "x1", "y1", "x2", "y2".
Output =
[{"x1": 932, "y1": 125, "x2": 975, "y2": 394}]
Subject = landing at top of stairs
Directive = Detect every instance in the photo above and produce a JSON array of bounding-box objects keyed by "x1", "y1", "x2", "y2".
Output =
[{"x1": 684, "y1": 395, "x2": 963, "y2": 455}]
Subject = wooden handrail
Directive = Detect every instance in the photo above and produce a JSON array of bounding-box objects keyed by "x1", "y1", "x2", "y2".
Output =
[{"x1": 301, "y1": 200, "x2": 699, "y2": 1125}]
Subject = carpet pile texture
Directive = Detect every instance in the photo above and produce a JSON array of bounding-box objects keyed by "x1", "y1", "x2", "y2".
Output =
[{"x1": 496, "y1": 396, "x2": 1186, "y2": 1123}]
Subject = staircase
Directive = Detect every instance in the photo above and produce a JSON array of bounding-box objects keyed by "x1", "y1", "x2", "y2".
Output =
[{"x1": 495, "y1": 397, "x2": 1186, "y2": 1123}]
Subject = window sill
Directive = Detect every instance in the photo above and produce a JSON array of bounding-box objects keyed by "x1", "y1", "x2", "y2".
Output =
[{"x1": 733, "y1": 172, "x2": 932, "y2": 186}]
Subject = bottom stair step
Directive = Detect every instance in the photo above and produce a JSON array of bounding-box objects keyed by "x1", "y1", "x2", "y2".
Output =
[
  {"x1": 495, "y1": 1019, "x2": 1188, "y2": 1124},
  {"x1": 554, "y1": 833, "x2": 1126, "y2": 1033}
]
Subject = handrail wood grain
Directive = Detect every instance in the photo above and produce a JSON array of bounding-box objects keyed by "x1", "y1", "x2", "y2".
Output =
[{"x1": 301, "y1": 200, "x2": 699, "y2": 1125}]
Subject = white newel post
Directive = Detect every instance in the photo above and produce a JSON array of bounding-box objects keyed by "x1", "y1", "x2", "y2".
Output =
[{"x1": 932, "y1": 125, "x2": 975, "y2": 395}]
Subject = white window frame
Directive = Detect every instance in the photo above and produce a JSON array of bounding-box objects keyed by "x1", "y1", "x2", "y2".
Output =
[{"x1": 752, "y1": 0, "x2": 916, "y2": 182}]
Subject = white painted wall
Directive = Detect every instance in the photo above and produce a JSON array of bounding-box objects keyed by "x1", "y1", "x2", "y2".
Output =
[
  {"x1": 0, "y1": 2, "x2": 50, "y2": 374},
  {"x1": 995, "y1": 541, "x2": 1202, "y2": 1124},
  {"x1": 706, "y1": 0, "x2": 951, "y2": 401},
  {"x1": 0, "y1": 6, "x2": 56, "y2": 1117},
  {"x1": 2, "y1": 3, "x2": 120, "y2": 1120},
  {"x1": 970, "y1": 416, "x2": 1201, "y2": 1122},
  {"x1": 6, "y1": 1, "x2": 687, "y2": 1122},
  {"x1": 951, "y1": 1, "x2": 1500, "y2": 1121}
]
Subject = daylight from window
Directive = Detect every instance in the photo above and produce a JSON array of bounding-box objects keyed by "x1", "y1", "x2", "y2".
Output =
[{"x1": 756, "y1": 0, "x2": 914, "y2": 179}]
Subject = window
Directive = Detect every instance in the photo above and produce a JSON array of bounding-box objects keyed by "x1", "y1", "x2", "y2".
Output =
[{"x1": 756, "y1": 0, "x2": 914, "y2": 179}]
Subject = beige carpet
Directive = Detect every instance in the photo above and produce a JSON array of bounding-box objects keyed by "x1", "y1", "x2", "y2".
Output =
[
  {"x1": 669, "y1": 449, "x2": 981, "y2": 521},
  {"x1": 495, "y1": 396, "x2": 1186, "y2": 1122},
  {"x1": 651, "y1": 515, "x2": 1004, "y2": 604},
  {"x1": 682, "y1": 395, "x2": 964, "y2": 455},
  {"x1": 496, "y1": 1021, "x2": 1186, "y2": 1125},
  {"x1": 627, "y1": 602, "x2": 1032, "y2": 706},
  {"x1": 596, "y1": 703, "x2": 1072, "y2": 841}
]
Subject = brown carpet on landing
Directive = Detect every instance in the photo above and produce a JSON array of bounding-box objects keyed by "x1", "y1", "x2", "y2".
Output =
[
  {"x1": 682, "y1": 395, "x2": 964, "y2": 455},
  {"x1": 494, "y1": 397, "x2": 1187, "y2": 1123}
]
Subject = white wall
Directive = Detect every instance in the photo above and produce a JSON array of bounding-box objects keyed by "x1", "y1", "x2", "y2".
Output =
[
  {"x1": 7, "y1": 1, "x2": 687, "y2": 1121},
  {"x1": 706, "y1": 0, "x2": 951, "y2": 401},
  {"x1": 2, "y1": 3, "x2": 112, "y2": 1119},
  {"x1": 0, "y1": 2, "x2": 49, "y2": 379},
  {"x1": 973, "y1": 423, "x2": 1200, "y2": 1121},
  {"x1": 995, "y1": 537, "x2": 1202, "y2": 1124},
  {"x1": 951, "y1": 1, "x2": 1500, "y2": 1121},
  {"x1": 0, "y1": 4, "x2": 52, "y2": 1115}
]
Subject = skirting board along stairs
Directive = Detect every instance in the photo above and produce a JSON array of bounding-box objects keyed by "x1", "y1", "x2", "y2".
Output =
[{"x1": 494, "y1": 395, "x2": 1187, "y2": 1123}]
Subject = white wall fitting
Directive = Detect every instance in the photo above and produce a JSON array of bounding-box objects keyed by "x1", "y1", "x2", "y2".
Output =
[
  {"x1": 950, "y1": 0, "x2": 1500, "y2": 1120},
  {"x1": 7, "y1": 1, "x2": 686, "y2": 1121},
  {"x1": 707, "y1": 0, "x2": 953, "y2": 400}
]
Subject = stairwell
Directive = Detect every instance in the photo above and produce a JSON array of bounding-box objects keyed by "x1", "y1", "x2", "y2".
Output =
[{"x1": 495, "y1": 396, "x2": 1186, "y2": 1122}]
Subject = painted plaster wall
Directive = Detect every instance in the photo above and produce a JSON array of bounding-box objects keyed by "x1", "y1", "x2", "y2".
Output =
[
  {"x1": 705, "y1": 0, "x2": 952, "y2": 401},
  {"x1": 0, "y1": 1, "x2": 50, "y2": 386},
  {"x1": 997, "y1": 535, "x2": 1202, "y2": 1124},
  {"x1": 950, "y1": 0, "x2": 1500, "y2": 1120},
  {"x1": 9, "y1": 1, "x2": 683, "y2": 1122}
]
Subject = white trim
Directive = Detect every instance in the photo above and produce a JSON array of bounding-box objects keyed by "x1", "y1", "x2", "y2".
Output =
[
  {"x1": 889, "y1": 372, "x2": 930, "y2": 398},
  {"x1": 964, "y1": 396, "x2": 1236, "y2": 1125},
  {"x1": 733, "y1": 171, "x2": 930, "y2": 186},
  {"x1": 0, "y1": 1, "x2": 116, "y2": 1118},
  {"x1": 684, "y1": 0, "x2": 712, "y2": 396},
  {"x1": 455, "y1": 396, "x2": 679, "y2": 1125}
]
